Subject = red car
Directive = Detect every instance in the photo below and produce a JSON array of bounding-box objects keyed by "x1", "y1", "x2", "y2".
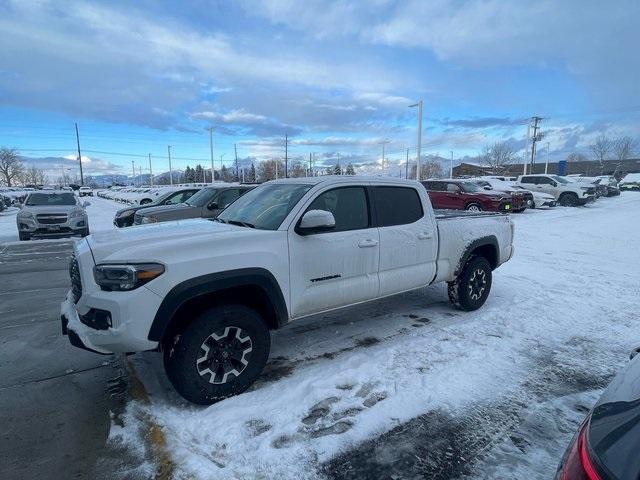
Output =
[{"x1": 422, "y1": 180, "x2": 513, "y2": 213}]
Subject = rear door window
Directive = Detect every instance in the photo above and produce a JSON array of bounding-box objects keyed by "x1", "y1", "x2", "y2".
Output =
[{"x1": 373, "y1": 187, "x2": 423, "y2": 227}]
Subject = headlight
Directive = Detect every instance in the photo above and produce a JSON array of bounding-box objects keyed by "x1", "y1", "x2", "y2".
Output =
[
  {"x1": 116, "y1": 209, "x2": 135, "y2": 218},
  {"x1": 93, "y1": 263, "x2": 164, "y2": 291},
  {"x1": 70, "y1": 209, "x2": 85, "y2": 218}
]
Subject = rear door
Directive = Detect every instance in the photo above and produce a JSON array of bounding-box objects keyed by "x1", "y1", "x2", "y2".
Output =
[
  {"x1": 535, "y1": 176, "x2": 557, "y2": 197},
  {"x1": 374, "y1": 186, "x2": 437, "y2": 295},
  {"x1": 444, "y1": 182, "x2": 465, "y2": 209},
  {"x1": 205, "y1": 188, "x2": 241, "y2": 218},
  {"x1": 287, "y1": 185, "x2": 379, "y2": 318}
]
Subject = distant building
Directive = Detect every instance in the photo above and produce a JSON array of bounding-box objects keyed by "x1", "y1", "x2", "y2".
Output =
[{"x1": 453, "y1": 158, "x2": 640, "y2": 179}]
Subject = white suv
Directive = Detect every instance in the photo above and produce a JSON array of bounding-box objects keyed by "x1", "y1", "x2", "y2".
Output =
[{"x1": 516, "y1": 174, "x2": 596, "y2": 206}]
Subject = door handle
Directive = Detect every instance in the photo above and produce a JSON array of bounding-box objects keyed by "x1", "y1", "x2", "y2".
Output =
[
  {"x1": 418, "y1": 232, "x2": 433, "y2": 240},
  {"x1": 358, "y1": 239, "x2": 378, "y2": 248}
]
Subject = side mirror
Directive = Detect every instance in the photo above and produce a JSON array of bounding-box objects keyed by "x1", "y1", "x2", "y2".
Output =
[
  {"x1": 164, "y1": 199, "x2": 173, "y2": 205},
  {"x1": 207, "y1": 202, "x2": 219, "y2": 211},
  {"x1": 297, "y1": 210, "x2": 336, "y2": 235},
  {"x1": 551, "y1": 182, "x2": 557, "y2": 187},
  {"x1": 82, "y1": 201, "x2": 91, "y2": 207}
]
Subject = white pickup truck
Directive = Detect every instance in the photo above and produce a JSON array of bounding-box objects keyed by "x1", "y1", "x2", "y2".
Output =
[{"x1": 61, "y1": 176, "x2": 514, "y2": 404}]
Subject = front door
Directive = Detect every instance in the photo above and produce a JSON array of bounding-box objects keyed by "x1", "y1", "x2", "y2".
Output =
[{"x1": 288, "y1": 186, "x2": 379, "y2": 318}]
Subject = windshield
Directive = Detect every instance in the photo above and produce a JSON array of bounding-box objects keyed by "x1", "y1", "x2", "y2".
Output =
[
  {"x1": 26, "y1": 193, "x2": 77, "y2": 206},
  {"x1": 185, "y1": 188, "x2": 217, "y2": 207},
  {"x1": 552, "y1": 175, "x2": 570, "y2": 184},
  {"x1": 461, "y1": 182, "x2": 481, "y2": 193},
  {"x1": 217, "y1": 183, "x2": 312, "y2": 230}
]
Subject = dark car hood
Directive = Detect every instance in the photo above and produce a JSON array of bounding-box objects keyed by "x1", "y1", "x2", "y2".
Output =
[
  {"x1": 588, "y1": 354, "x2": 640, "y2": 480},
  {"x1": 135, "y1": 203, "x2": 201, "y2": 218}
]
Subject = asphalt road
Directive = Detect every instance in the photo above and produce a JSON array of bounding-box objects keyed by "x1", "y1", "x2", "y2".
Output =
[{"x1": 0, "y1": 240, "x2": 123, "y2": 480}]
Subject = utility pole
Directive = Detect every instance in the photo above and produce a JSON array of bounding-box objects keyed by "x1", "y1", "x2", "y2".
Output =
[
  {"x1": 275, "y1": 158, "x2": 278, "y2": 180},
  {"x1": 545, "y1": 142, "x2": 550, "y2": 174},
  {"x1": 131, "y1": 160, "x2": 135, "y2": 186},
  {"x1": 405, "y1": 148, "x2": 409, "y2": 179},
  {"x1": 148, "y1": 154, "x2": 153, "y2": 186},
  {"x1": 409, "y1": 100, "x2": 423, "y2": 180},
  {"x1": 208, "y1": 127, "x2": 214, "y2": 184},
  {"x1": 220, "y1": 154, "x2": 226, "y2": 181},
  {"x1": 284, "y1": 133, "x2": 288, "y2": 178},
  {"x1": 167, "y1": 145, "x2": 173, "y2": 185},
  {"x1": 529, "y1": 116, "x2": 543, "y2": 169},
  {"x1": 234, "y1": 144, "x2": 239, "y2": 182},
  {"x1": 75, "y1": 122, "x2": 84, "y2": 186},
  {"x1": 309, "y1": 152, "x2": 312, "y2": 177}
]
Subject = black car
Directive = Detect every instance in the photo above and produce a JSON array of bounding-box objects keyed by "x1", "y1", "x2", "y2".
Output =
[
  {"x1": 113, "y1": 187, "x2": 200, "y2": 227},
  {"x1": 555, "y1": 347, "x2": 640, "y2": 480}
]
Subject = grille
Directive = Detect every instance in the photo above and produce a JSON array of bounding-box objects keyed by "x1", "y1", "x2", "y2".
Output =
[
  {"x1": 69, "y1": 255, "x2": 82, "y2": 303},
  {"x1": 37, "y1": 214, "x2": 68, "y2": 225}
]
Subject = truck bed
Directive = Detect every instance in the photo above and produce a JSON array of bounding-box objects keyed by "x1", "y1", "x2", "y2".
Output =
[{"x1": 434, "y1": 209, "x2": 507, "y2": 220}]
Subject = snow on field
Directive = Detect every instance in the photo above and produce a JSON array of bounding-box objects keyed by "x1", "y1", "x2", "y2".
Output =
[
  {"x1": 110, "y1": 194, "x2": 638, "y2": 479},
  {"x1": 0, "y1": 195, "x2": 120, "y2": 244}
]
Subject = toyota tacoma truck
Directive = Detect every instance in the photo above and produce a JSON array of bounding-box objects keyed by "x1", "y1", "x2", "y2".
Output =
[{"x1": 61, "y1": 176, "x2": 514, "y2": 404}]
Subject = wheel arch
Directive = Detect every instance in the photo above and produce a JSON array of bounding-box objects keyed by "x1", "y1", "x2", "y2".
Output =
[
  {"x1": 148, "y1": 268, "x2": 288, "y2": 343},
  {"x1": 455, "y1": 236, "x2": 499, "y2": 276}
]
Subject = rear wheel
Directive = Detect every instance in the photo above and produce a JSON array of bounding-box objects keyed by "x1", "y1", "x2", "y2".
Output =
[
  {"x1": 559, "y1": 192, "x2": 578, "y2": 207},
  {"x1": 465, "y1": 203, "x2": 482, "y2": 212},
  {"x1": 163, "y1": 305, "x2": 271, "y2": 405},
  {"x1": 448, "y1": 256, "x2": 492, "y2": 311}
]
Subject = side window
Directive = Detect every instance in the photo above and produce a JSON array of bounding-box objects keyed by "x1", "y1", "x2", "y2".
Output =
[
  {"x1": 306, "y1": 187, "x2": 369, "y2": 232},
  {"x1": 374, "y1": 187, "x2": 423, "y2": 227},
  {"x1": 217, "y1": 189, "x2": 240, "y2": 208},
  {"x1": 423, "y1": 181, "x2": 443, "y2": 191},
  {"x1": 520, "y1": 176, "x2": 536, "y2": 184},
  {"x1": 446, "y1": 183, "x2": 460, "y2": 192},
  {"x1": 167, "y1": 191, "x2": 188, "y2": 204},
  {"x1": 538, "y1": 177, "x2": 553, "y2": 185}
]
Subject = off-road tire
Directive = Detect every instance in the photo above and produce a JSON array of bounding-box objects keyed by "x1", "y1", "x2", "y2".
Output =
[
  {"x1": 465, "y1": 203, "x2": 482, "y2": 212},
  {"x1": 163, "y1": 305, "x2": 271, "y2": 405},
  {"x1": 448, "y1": 256, "x2": 492, "y2": 311},
  {"x1": 559, "y1": 192, "x2": 578, "y2": 207}
]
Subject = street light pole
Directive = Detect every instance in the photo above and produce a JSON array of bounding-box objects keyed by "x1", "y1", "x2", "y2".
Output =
[
  {"x1": 409, "y1": 101, "x2": 423, "y2": 180},
  {"x1": 208, "y1": 127, "x2": 214, "y2": 184},
  {"x1": 148, "y1": 154, "x2": 153, "y2": 187},
  {"x1": 167, "y1": 145, "x2": 173, "y2": 185},
  {"x1": 450, "y1": 151, "x2": 454, "y2": 178}
]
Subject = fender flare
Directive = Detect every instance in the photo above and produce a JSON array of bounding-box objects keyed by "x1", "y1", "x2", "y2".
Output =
[
  {"x1": 455, "y1": 236, "x2": 499, "y2": 276},
  {"x1": 147, "y1": 268, "x2": 288, "y2": 342}
]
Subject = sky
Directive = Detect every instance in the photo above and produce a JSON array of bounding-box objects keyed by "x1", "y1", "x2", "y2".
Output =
[{"x1": 0, "y1": 0, "x2": 639, "y2": 179}]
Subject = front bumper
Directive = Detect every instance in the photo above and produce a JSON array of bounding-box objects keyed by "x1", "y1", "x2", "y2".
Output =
[
  {"x1": 60, "y1": 283, "x2": 162, "y2": 354},
  {"x1": 17, "y1": 216, "x2": 87, "y2": 237}
]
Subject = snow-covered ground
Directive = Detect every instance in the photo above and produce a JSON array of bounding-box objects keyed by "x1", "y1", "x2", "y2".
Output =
[
  {"x1": 101, "y1": 193, "x2": 640, "y2": 480},
  {"x1": 0, "y1": 195, "x2": 120, "y2": 244}
]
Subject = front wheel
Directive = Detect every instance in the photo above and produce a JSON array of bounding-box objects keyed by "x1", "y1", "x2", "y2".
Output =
[
  {"x1": 559, "y1": 193, "x2": 578, "y2": 207},
  {"x1": 448, "y1": 256, "x2": 492, "y2": 311},
  {"x1": 163, "y1": 305, "x2": 271, "y2": 405},
  {"x1": 465, "y1": 203, "x2": 482, "y2": 212}
]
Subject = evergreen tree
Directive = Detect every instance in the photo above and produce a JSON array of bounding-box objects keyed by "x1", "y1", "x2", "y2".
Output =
[
  {"x1": 184, "y1": 166, "x2": 195, "y2": 183},
  {"x1": 345, "y1": 163, "x2": 356, "y2": 175},
  {"x1": 249, "y1": 163, "x2": 256, "y2": 182},
  {"x1": 333, "y1": 164, "x2": 342, "y2": 175},
  {"x1": 194, "y1": 164, "x2": 204, "y2": 182}
]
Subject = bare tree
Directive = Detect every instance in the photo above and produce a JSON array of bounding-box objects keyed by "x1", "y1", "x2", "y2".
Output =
[
  {"x1": 0, "y1": 148, "x2": 24, "y2": 187},
  {"x1": 24, "y1": 165, "x2": 47, "y2": 185},
  {"x1": 566, "y1": 152, "x2": 588, "y2": 163},
  {"x1": 257, "y1": 159, "x2": 284, "y2": 182},
  {"x1": 479, "y1": 142, "x2": 516, "y2": 174},
  {"x1": 613, "y1": 136, "x2": 636, "y2": 161},
  {"x1": 411, "y1": 160, "x2": 444, "y2": 179},
  {"x1": 289, "y1": 161, "x2": 307, "y2": 178},
  {"x1": 589, "y1": 134, "x2": 612, "y2": 173}
]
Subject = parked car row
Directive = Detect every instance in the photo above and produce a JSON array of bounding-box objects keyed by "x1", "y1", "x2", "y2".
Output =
[
  {"x1": 98, "y1": 183, "x2": 213, "y2": 205},
  {"x1": 0, "y1": 186, "x2": 36, "y2": 205}
]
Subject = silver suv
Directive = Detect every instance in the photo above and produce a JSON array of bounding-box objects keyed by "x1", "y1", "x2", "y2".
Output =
[{"x1": 16, "y1": 191, "x2": 90, "y2": 241}]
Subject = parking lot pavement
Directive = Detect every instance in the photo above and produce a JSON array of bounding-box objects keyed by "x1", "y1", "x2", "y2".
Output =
[{"x1": 0, "y1": 241, "x2": 123, "y2": 480}]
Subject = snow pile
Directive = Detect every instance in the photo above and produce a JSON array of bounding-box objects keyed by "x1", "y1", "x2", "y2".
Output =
[{"x1": 121, "y1": 194, "x2": 639, "y2": 479}]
